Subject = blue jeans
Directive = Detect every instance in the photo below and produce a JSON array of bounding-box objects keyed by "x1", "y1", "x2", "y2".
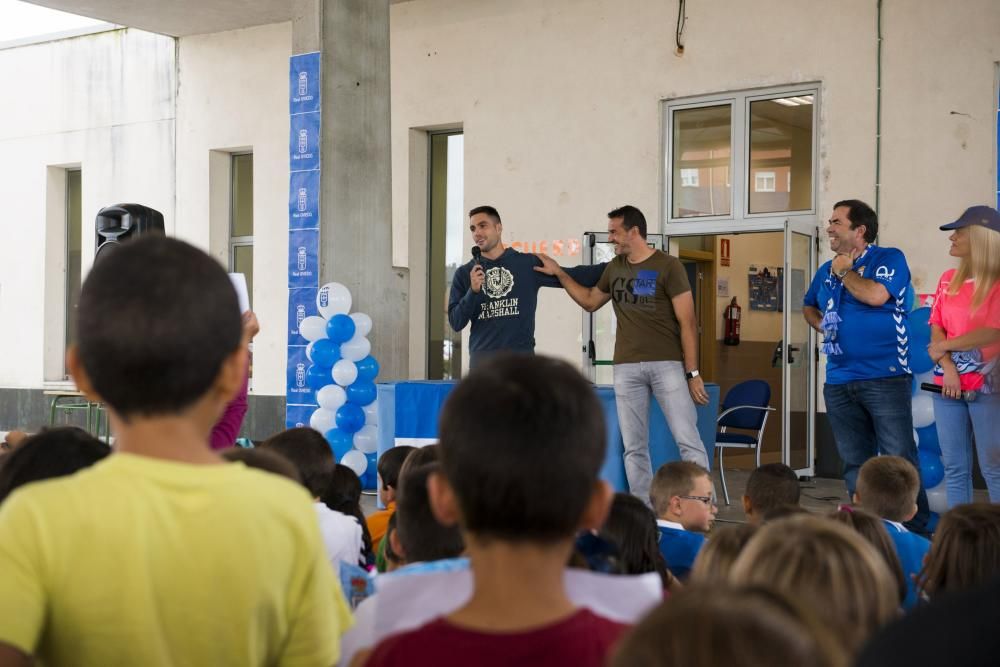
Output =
[
  {"x1": 824, "y1": 375, "x2": 930, "y2": 533},
  {"x1": 934, "y1": 392, "x2": 1000, "y2": 507}
]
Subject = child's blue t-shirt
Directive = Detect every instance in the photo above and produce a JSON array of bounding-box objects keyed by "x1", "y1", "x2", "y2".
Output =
[
  {"x1": 803, "y1": 245, "x2": 913, "y2": 385},
  {"x1": 882, "y1": 519, "x2": 931, "y2": 610},
  {"x1": 657, "y1": 523, "x2": 706, "y2": 581}
]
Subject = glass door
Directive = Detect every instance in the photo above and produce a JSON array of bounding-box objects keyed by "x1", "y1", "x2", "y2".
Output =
[{"x1": 784, "y1": 219, "x2": 817, "y2": 475}]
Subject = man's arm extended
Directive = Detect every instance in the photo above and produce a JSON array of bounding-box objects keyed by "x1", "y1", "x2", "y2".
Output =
[{"x1": 533, "y1": 253, "x2": 611, "y2": 312}]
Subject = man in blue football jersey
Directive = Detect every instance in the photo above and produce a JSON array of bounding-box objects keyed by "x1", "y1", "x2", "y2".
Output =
[{"x1": 803, "y1": 199, "x2": 929, "y2": 534}]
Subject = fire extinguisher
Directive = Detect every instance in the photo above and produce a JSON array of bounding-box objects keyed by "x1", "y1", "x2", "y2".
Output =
[{"x1": 724, "y1": 297, "x2": 741, "y2": 346}]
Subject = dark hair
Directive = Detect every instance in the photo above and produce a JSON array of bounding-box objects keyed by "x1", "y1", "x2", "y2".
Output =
[
  {"x1": 610, "y1": 584, "x2": 847, "y2": 667},
  {"x1": 322, "y1": 464, "x2": 374, "y2": 563},
  {"x1": 919, "y1": 503, "x2": 1000, "y2": 598},
  {"x1": 396, "y1": 459, "x2": 464, "y2": 563},
  {"x1": 75, "y1": 236, "x2": 243, "y2": 419},
  {"x1": 0, "y1": 427, "x2": 110, "y2": 504},
  {"x1": 856, "y1": 456, "x2": 920, "y2": 522},
  {"x1": 828, "y1": 506, "x2": 907, "y2": 606},
  {"x1": 259, "y1": 427, "x2": 334, "y2": 498},
  {"x1": 221, "y1": 447, "x2": 301, "y2": 483},
  {"x1": 378, "y1": 445, "x2": 416, "y2": 491},
  {"x1": 438, "y1": 354, "x2": 606, "y2": 543},
  {"x1": 601, "y1": 493, "x2": 672, "y2": 589},
  {"x1": 746, "y1": 463, "x2": 801, "y2": 515},
  {"x1": 833, "y1": 199, "x2": 878, "y2": 243},
  {"x1": 608, "y1": 204, "x2": 647, "y2": 239},
  {"x1": 383, "y1": 512, "x2": 403, "y2": 567},
  {"x1": 468, "y1": 205, "x2": 501, "y2": 224}
]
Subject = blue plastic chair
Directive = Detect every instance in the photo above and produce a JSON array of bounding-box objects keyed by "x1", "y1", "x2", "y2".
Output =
[{"x1": 715, "y1": 380, "x2": 775, "y2": 505}]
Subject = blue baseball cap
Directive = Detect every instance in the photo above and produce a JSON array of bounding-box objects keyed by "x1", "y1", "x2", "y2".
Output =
[{"x1": 940, "y1": 205, "x2": 1000, "y2": 232}]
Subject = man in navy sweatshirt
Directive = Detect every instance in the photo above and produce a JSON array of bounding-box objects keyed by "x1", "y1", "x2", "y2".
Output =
[{"x1": 448, "y1": 206, "x2": 606, "y2": 369}]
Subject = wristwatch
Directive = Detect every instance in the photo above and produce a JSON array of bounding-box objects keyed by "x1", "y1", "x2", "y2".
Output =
[
  {"x1": 685, "y1": 369, "x2": 700, "y2": 380},
  {"x1": 835, "y1": 267, "x2": 850, "y2": 279}
]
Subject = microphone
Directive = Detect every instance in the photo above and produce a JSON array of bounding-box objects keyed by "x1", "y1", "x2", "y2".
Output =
[
  {"x1": 471, "y1": 246, "x2": 482, "y2": 266},
  {"x1": 921, "y1": 382, "x2": 977, "y2": 402}
]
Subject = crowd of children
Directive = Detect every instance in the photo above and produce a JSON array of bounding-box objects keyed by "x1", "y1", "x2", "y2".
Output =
[{"x1": 0, "y1": 235, "x2": 999, "y2": 666}]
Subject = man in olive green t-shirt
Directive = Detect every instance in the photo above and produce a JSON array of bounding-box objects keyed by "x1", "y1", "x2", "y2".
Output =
[{"x1": 535, "y1": 205, "x2": 709, "y2": 503}]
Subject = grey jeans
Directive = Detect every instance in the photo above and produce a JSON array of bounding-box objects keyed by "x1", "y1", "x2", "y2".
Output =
[{"x1": 613, "y1": 360, "x2": 709, "y2": 503}]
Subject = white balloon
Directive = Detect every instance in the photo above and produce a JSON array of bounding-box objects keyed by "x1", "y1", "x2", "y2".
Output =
[
  {"x1": 912, "y1": 394, "x2": 935, "y2": 429},
  {"x1": 305, "y1": 341, "x2": 316, "y2": 363},
  {"x1": 342, "y1": 449, "x2": 368, "y2": 476},
  {"x1": 914, "y1": 370, "x2": 935, "y2": 392},
  {"x1": 317, "y1": 282, "x2": 352, "y2": 319},
  {"x1": 363, "y1": 401, "x2": 378, "y2": 426},
  {"x1": 316, "y1": 384, "x2": 347, "y2": 411},
  {"x1": 309, "y1": 408, "x2": 336, "y2": 434},
  {"x1": 913, "y1": 429, "x2": 920, "y2": 449},
  {"x1": 926, "y1": 481, "x2": 948, "y2": 514},
  {"x1": 353, "y1": 425, "x2": 378, "y2": 454},
  {"x1": 332, "y1": 359, "x2": 358, "y2": 387},
  {"x1": 350, "y1": 312, "x2": 373, "y2": 337},
  {"x1": 341, "y1": 336, "x2": 371, "y2": 363},
  {"x1": 299, "y1": 316, "x2": 328, "y2": 342}
]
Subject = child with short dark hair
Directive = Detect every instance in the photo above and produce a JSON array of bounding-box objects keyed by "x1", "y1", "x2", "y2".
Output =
[
  {"x1": 855, "y1": 456, "x2": 930, "y2": 609},
  {"x1": 649, "y1": 461, "x2": 717, "y2": 580},
  {"x1": 261, "y1": 427, "x2": 363, "y2": 569},
  {"x1": 367, "y1": 445, "x2": 416, "y2": 558},
  {"x1": 0, "y1": 236, "x2": 349, "y2": 666},
  {"x1": 742, "y1": 462, "x2": 800, "y2": 525},
  {"x1": 0, "y1": 427, "x2": 110, "y2": 505},
  {"x1": 324, "y1": 463, "x2": 375, "y2": 566},
  {"x1": 364, "y1": 355, "x2": 624, "y2": 667}
]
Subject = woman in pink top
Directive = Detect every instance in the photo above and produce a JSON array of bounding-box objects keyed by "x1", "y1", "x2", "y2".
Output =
[
  {"x1": 927, "y1": 206, "x2": 1000, "y2": 506},
  {"x1": 210, "y1": 310, "x2": 259, "y2": 450}
]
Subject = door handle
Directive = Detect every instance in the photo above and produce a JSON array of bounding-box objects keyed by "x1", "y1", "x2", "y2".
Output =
[{"x1": 787, "y1": 345, "x2": 800, "y2": 364}]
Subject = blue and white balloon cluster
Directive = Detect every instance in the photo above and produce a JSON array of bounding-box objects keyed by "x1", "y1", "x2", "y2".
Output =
[
  {"x1": 908, "y1": 306, "x2": 946, "y2": 516},
  {"x1": 299, "y1": 282, "x2": 380, "y2": 489}
]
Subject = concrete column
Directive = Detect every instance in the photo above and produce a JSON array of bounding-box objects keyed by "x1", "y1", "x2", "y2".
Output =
[{"x1": 292, "y1": 0, "x2": 409, "y2": 381}]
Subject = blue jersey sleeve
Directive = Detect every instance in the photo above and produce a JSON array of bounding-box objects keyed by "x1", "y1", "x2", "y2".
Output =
[
  {"x1": 870, "y1": 248, "x2": 910, "y2": 294},
  {"x1": 803, "y1": 263, "x2": 829, "y2": 309}
]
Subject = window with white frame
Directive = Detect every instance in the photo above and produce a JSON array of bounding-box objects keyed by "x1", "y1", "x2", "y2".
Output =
[
  {"x1": 755, "y1": 171, "x2": 776, "y2": 192},
  {"x1": 680, "y1": 168, "x2": 700, "y2": 187},
  {"x1": 229, "y1": 152, "x2": 253, "y2": 309},
  {"x1": 665, "y1": 86, "x2": 817, "y2": 221}
]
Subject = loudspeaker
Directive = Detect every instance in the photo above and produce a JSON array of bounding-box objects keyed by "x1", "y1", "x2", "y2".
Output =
[{"x1": 94, "y1": 203, "x2": 165, "y2": 264}]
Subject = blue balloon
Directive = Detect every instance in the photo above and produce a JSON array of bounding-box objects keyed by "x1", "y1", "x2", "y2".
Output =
[
  {"x1": 306, "y1": 364, "x2": 332, "y2": 391},
  {"x1": 325, "y1": 428, "x2": 354, "y2": 461},
  {"x1": 917, "y1": 424, "x2": 941, "y2": 456},
  {"x1": 366, "y1": 451, "x2": 378, "y2": 470},
  {"x1": 311, "y1": 338, "x2": 341, "y2": 368},
  {"x1": 336, "y1": 403, "x2": 366, "y2": 434},
  {"x1": 326, "y1": 314, "x2": 356, "y2": 344},
  {"x1": 356, "y1": 355, "x2": 380, "y2": 382},
  {"x1": 908, "y1": 308, "x2": 934, "y2": 374},
  {"x1": 346, "y1": 380, "x2": 377, "y2": 406},
  {"x1": 918, "y1": 449, "x2": 944, "y2": 489},
  {"x1": 362, "y1": 469, "x2": 378, "y2": 491}
]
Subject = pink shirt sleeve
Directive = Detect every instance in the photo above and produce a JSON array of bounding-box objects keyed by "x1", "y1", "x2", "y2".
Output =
[
  {"x1": 982, "y1": 280, "x2": 1000, "y2": 328},
  {"x1": 209, "y1": 361, "x2": 249, "y2": 450}
]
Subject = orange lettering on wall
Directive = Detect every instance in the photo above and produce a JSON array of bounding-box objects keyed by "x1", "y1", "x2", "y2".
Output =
[{"x1": 508, "y1": 238, "x2": 582, "y2": 257}]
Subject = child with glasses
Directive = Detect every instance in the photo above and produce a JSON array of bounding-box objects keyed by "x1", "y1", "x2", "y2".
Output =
[{"x1": 649, "y1": 461, "x2": 717, "y2": 580}]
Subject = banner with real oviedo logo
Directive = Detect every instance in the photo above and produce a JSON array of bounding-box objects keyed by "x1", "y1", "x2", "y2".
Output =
[{"x1": 286, "y1": 52, "x2": 322, "y2": 428}]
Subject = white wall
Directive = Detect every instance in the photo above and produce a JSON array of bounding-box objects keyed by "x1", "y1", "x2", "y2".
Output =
[
  {"x1": 389, "y1": 0, "x2": 1000, "y2": 370},
  {"x1": 0, "y1": 28, "x2": 175, "y2": 387},
  {"x1": 175, "y1": 21, "x2": 292, "y2": 395}
]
